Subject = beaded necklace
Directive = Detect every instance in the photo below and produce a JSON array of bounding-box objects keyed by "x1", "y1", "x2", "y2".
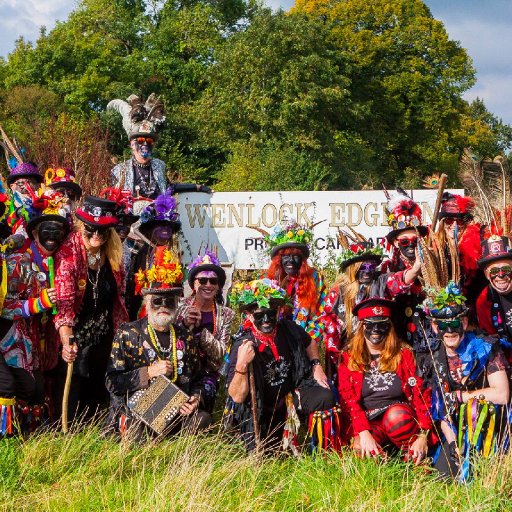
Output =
[{"x1": 147, "y1": 323, "x2": 178, "y2": 383}]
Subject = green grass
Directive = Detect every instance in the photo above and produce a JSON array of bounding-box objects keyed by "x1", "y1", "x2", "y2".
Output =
[{"x1": 1, "y1": 425, "x2": 511, "y2": 512}]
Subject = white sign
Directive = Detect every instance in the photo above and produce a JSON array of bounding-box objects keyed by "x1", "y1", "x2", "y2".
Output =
[{"x1": 176, "y1": 190, "x2": 463, "y2": 269}]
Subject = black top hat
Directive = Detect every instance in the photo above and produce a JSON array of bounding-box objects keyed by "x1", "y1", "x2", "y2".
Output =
[
  {"x1": 75, "y1": 196, "x2": 119, "y2": 227},
  {"x1": 477, "y1": 235, "x2": 512, "y2": 268}
]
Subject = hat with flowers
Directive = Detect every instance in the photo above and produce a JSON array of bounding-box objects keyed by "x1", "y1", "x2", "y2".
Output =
[
  {"x1": 262, "y1": 221, "x2": 314, "y2": 259},
  {"x1": 135, "y1": 246, "x2": 184, "y2": 295},
  {"x1": 45, "y1": 167, "x2": 82, "y2": 198},
  {"x1": 139, "y1": 188, "x2": 181, "y2": 237},
  {"x1": 229, "y1": 278, "x2": 292, "y2": 311},
  {"x1": 187, "y1": 248, "x2": 226, "y2": 288},
  {"x1": 385, "y1": 189, "x2": 428, "y2": 243},
  {"x1": 421, "y1": 281, "x2": 468, "y2": 320}
]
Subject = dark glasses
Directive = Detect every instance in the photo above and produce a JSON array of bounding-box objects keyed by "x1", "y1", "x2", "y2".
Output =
[
  {"x1": 252, "y1": 309, "x2": 277, "y2": 322},
  {"x1": 397, "y1": 237, "x2": 418, "y2": 248},
  {"x1": 489, "y1": 266, "x2": 512, "y2": 278},
  {"x1": 135, "y1": 137, "x2": 154, "y2": 146},
  {"x1": 436, "y1": 319, "x2": 461, "y2": 330},
  {"x1": 444, "y1": 218, "x2": 466, "y2": 226},
  {"x1": 195, "y1": 277, "x2": 219, "y2": 285},
  {"x1": 363, "y1": 320, "x2": 391, "y2": 328},
  {"x1": 84, "y1": 224, "x2": 110, "y2": 237},
  {"x1": 150, "y1": 296, "x2": 177, "y2": 308}
]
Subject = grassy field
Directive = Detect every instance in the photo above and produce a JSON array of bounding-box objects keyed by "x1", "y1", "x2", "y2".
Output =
[{"x1": 0, "y1": 424, "x2": 511, "y2": 512}]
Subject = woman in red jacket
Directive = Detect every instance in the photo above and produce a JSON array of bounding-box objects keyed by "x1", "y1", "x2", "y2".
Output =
[{"x1": 338, "y1": 297, "x2": 433, "y2": 464}]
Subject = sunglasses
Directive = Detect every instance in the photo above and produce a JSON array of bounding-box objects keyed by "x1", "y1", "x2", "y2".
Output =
[
  {"x1": 195, "y1": 277, "x2": 219, "y2": 285},
  {"x1": 83, "y1": 224, "x2": 110, "y2": 237},
  {"x1": 135, "y1": 137, "x2": 155, "y2": 146},
  {"x1": 150, "y1": 296, "x2": 177, "y2": 309},
  {"x1": 489, "y1": 266, "x2": 512, "y2": 278},
  {"x1": 436, "y1": 319, "x2": 461, "y2": 330},
  {"x1": 363, "y1": 320, "x2": 391, "y2": 328},
  {"x1": 252, "y1": 309, "x2": 277, "y2": 322},
  {"x1": 54, "y1": 188, "x2": 79, "y2": 201},
  {"x1": 360, "y1": 262, "x2": 378, "y2": 272},
  {"x1": 444, "y1": 218, "x2": 466, "y2": 226},
  {"x1": 397, "y1": 237, "x2": 418, "y2": 248}
]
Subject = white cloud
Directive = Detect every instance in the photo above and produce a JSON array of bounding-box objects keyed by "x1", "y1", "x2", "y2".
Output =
[{"x1": 0, "y1": 0, "x2": 75, "y2": 57}]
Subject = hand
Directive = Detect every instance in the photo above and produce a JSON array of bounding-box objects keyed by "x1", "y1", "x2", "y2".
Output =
[
  {"x1": 408, "y1": 435, "x2": 428, "y2": 465},
  {"x1": 180, "y1": 395, "x2": 199, "y2": 416},
  {"x1": 62, "y1": 341, "x2": 78, "y2": 363},
  {"x1": 412, "y1": 247, "x2": 422, "y2": 272},
  {"x1": 148, "y1": 360, "x2": 173, "y2": 379},
  {"x1": 46, "y1": 288, "x2": 57, "y2": 305},
  {"x1": 236, "y1": 339, "x2": 256, "y2": 370},
  {"x1": 356, "y1": 430, "x2": 383, "y2": 459},
  {"x1": 312, "y1": 364, "x2": 330, "y2": 389},
  {"x1": 183, "y1": 305, "x2": 201, "y2": 328}
]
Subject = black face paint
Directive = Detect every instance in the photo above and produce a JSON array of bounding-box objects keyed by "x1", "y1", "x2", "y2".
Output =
[
  {"x1": 252, "y1": 308, "x2": 278, "y2": 334},
  {"x1": 363, "y1": 320, "x2": 391, "y2": 345},
  {"x1": 357, "y1": 262, "x2": 378, "y2": 284},
  {"x1": 37, "y1": 221, "x2": 66, "y2": 252},
  {"x1": 281, "y1": 254, "x2": 302, "y2": 277}
]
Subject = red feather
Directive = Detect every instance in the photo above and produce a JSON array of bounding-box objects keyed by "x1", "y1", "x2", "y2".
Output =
[{"x1": 455, "y1": 196, "x2": 475, "y2": 214}]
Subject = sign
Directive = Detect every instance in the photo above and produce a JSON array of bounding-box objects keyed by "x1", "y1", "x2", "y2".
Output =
[{"x1": 176, "y1": 189, "x2": 463, "y2": 269}]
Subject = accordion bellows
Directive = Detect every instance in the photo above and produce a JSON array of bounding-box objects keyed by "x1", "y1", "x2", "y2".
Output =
[{"x1": 128, "y1": 375, "x2": 189, "y2": 434}]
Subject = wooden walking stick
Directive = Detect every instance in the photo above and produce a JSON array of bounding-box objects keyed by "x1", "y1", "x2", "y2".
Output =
[
  {"x1": 248, "y1": 362, "x2": 261, "y2": 455},
  {"x1": 61, "y1": 335, "x2": 75, "y2": 434}
]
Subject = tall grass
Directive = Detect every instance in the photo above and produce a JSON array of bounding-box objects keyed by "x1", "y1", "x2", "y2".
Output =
[{"x1": 1, "y1": 424, "x2": 511, "y2": 512}]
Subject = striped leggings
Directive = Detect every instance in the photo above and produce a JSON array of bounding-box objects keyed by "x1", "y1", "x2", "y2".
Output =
[{"x1": 369, "y1": 403, "x2": 420, "y2": 450}]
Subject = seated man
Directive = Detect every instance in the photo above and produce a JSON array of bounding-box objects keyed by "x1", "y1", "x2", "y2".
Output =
[
  {"x1": 419, "y1": 282, "x2": 510, "y2": 481},
  {"x1": 226, "y1": 279, "x2": 336, "y2": 453},
  {"x1": 106, "y1": 247, "x2": 212, "y2": 440}
]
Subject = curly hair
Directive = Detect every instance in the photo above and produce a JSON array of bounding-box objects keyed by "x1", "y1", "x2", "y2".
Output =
[{"x1": 267, "y1": 248, "x2": 318, "y2": 312}]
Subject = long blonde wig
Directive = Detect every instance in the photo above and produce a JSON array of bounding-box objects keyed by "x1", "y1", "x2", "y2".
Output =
[{"x1": 78, "y1": 221, "x2": 123, "y2": 273}]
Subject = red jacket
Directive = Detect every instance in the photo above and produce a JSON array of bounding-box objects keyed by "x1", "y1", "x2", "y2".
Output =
[
  {"x1": 337, "y1": 347, "x2": 433, "y2": 442},
  {"x1": 476, "y1": 286, "x2": 497, "y2": 336}
]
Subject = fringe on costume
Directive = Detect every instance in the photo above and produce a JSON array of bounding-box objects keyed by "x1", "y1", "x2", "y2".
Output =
[
  {"x1": 307, "y1": 406, "x2": 343, "y2": 454},
  {"x1": 0, "y1": 397, "x2": 15, "y2": 436}
]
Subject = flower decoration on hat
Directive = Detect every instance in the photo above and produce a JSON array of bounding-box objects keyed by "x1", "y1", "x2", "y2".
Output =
[
  {"x1": 135, "y1": 246, "x2": 184, "y2": 295},
  {"x1": 188, "y1": 249, "x2": 220, "y2": 270},
  {"x1": 100, "y1": 187, "x2": 137, "y2": 219},
  {"x1": 336, "y1": 226, "x2": 384, "y2": 270},
  {"x1": 421, "y1": 281, "x2": 468, "y2": 319},
  {"x1": 229, "y1": 278, "x2": 292, "y2": 311}
]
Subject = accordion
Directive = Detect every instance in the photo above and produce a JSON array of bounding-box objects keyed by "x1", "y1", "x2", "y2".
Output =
[{"x1": 127, "y1": 375, "x2": 189, "y2": 434}]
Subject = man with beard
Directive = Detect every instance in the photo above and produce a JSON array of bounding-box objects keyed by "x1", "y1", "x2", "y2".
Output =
[
  {"x1": 0, "y1": 199, "x2": 70, "y2": 434},
  {"x1": 381, "y1": 190, "x2": 427, "y2": 344},
  {"x1": 106, "y1": 247, "x2": 212, "y2": 439},
  {"x1": 227, "y1": 279, "x2": 336, "y2": 453},
  {"x1": 476, "y1": 235, "x2": 512, "y2": 362},
  {"x1": 419, "y1": 282, "x2": 509, "y2": 481}
]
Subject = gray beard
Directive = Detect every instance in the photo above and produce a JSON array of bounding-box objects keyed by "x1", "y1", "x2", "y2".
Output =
[{"x1": 147, "y1": 309, "x2": 175, "y2": 331}]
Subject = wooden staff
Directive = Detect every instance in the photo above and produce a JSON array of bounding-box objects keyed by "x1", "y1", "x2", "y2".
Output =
[
  {"x1": 248, "y1": 362, "x2": 261, "y2": 455},
  {"x1": 61, "y1": 336, "x2": 75, "y2": 434},
  {"x1": 429, "y1": 173, "x2": 448, "y2": 236}
]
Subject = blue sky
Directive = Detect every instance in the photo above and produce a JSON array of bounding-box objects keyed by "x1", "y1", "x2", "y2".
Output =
[{"x1": 1, "y1": 0, "x2": 511, "y2": 124}]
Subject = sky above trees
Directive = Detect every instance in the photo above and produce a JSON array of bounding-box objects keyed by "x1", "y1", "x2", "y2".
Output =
[{"x1": 2, "y1": 0, "x2": 510, "y2": 125}]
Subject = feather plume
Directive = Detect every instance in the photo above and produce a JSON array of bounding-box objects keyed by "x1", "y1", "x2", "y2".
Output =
[
  {"x1": 336, "y1": 229, "x2": 350, "y2": 250},
  {"x1": 249, "y1": 226, "x2": 270, "y2": 237},
  {"x1": 0, "y1": 126, "x2": 24, "y2": 167},
  {"x1": 346, "y1": 225, "x2": 367, "y2": 243}
]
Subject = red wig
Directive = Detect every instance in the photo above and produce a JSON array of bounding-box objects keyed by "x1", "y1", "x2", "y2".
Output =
[{"x1": 267, "y1": 248, "x2": 318, "y2": 311}]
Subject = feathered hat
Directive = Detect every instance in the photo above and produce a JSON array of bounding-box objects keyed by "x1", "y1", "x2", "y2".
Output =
[
  {"x1": 384, "y1": 189, "x2": 428, "y2": 243},
  {"x1": 0, "y1": 126, "x2": 43, "y2": 186},
  {"x1": 138, "y1": 188, "x2": 181, "y2": 237},
  {"x1": 135, "y1": 247, "x2": 184, "y2": 296},
  {"x1": 106, "y1": 93, "x2": 165, "y2": 141},
  {"x1": 187, "y1": 247, "x2": 226, "y2": 288},
  {"x1": 229, "y1": 278, "x2": 292, "y2": 311},
  {"x1": 438, "y1": 192, "x2": 475, "y2": 221},
  {"x1": 337, "y1": 227, "x2": 384, "y2": 271}
]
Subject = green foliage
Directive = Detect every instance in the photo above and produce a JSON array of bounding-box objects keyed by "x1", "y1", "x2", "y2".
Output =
[
  {"x1": 0, "y1": 0, "x2": 511, "y2": 190},
  {"x1": 1, "y1": 428, "x2": 512, "y2": 511}
]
